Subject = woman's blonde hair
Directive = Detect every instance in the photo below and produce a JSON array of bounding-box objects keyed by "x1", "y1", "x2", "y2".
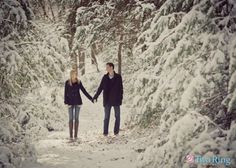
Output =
[{"x1": 69, "y1": 69, "x2": 80, "y2": 86}]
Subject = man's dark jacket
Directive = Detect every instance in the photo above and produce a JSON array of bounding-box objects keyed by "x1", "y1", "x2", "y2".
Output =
[
  {"x1": 94, "y1": 72, "x2": 123, "y2": 106},
  {"x1": 64, "y1": 80, "x2": 92, "y2": 105}
]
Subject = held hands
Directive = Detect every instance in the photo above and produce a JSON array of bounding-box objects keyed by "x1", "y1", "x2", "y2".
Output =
[{"x1": 91, "y1": 97, "x2": 97, "y2": 103}]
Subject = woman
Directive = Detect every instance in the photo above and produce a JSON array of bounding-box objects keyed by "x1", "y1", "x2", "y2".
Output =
[{"x1": 64, "y1": 69, "x2": 93, "y2": 141}]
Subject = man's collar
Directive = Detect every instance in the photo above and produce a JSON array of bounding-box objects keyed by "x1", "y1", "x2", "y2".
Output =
[{"x1": 106, "y1": 71, "x2": 117, "y2": 77}]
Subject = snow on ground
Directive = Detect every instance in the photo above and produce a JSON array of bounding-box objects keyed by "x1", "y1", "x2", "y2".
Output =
[
  {"x1": 19, "y1": 43, "x2": 145, "y2": 168},
  {"x1": 22, "y1": 93, "x2": 142, "y2": 168}
]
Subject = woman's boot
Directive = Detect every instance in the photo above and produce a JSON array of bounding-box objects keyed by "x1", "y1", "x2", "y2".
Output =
[
  {"x1": 69, "y1": 121, "x2": 73, "y2": 140},
  {"x1": 74, "y1": 121, "x2": 79, "y2": 139}
]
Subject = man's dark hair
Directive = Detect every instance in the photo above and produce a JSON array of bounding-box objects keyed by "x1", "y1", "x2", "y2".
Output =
[{"x1": 106, "y1": 62, "x2": 114, "y2": 69}]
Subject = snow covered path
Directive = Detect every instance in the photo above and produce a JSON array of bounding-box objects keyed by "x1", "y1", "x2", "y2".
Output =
[
  {"x1": 16, "y1": 20, "x2": 142, "y2": 168},
  {"x1": 23, "y1": 95, "x2": 139, "y2": 168}
]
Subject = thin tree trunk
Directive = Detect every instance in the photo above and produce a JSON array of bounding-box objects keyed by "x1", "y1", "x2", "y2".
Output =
[
  {"x1": 79, "y1": 51, "x2": 85, "y2": 75},
  {"x1": 48, "y1": 0, "x2": 55, "y2": 21},
  {"x1": 66, "y1": 0, "x2": 90, "y2": 74},
  {"x1": 91, "y1": 43, "x2": 96, "y2": 65},
  {"x1": 72, "y1": 52, "x2": 78, "y2": 74},
  {"x1": 91, "y1": 43, "x2": 100, "y2": 72},
  {"x1": 67, "y1": 9, "x2": 77, "y2": 51},
  {"x1": 118, "y1": 34, "x2": 123, "y2": 75},
  {"x1": 66, "y1": 0, "x2": 90, "y2": 50},
  {"x1": 38, "y1": 0, "x2": 48, "y2": 18}
]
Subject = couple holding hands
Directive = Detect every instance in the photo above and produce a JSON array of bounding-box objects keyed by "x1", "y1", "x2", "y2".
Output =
[{"x1": 64, "y1": 62, "x2": 123, "y2": 141}]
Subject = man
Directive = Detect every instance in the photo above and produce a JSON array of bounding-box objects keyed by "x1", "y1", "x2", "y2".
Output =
[{"x1": 93, "y1": 62, "x2": 123, "y2": 136}]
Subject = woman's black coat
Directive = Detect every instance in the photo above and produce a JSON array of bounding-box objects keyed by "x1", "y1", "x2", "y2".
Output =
[{"x1": 64, "y1": 80, "x2": 92, "y2": 105}]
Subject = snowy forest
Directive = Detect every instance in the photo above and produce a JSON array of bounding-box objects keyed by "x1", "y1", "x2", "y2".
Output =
[{"x1": 1, "y1": 0, "x2": 236, "y2": 167}]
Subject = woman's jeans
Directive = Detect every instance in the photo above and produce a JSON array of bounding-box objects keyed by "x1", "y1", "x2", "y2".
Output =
[
  {"x1": 104, "y1": 105, "x2": 120, "y2": 135},
  {"x1": 68, "y1": 105, "x2": 81, "y2": 122},
  {"x1": 68, "y1": 105, "x2": 81, "y2": 138}
]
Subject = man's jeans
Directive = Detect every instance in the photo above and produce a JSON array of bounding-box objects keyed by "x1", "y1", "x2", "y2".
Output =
[{"x1": 104, "y1": 105, "x2": 120, "y2": 135}]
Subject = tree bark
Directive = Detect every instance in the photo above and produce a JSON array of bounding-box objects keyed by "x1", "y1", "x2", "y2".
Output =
[
  {"x1": 48, "y1": 0, "x2": 55, "y2": 21},
  {"x1": 67, "y1": 7, "x2": 78, "y2": 51},
  {"x1": 71, "y1": 52, "x2": 78, "y2": 74},
  {"x1": 66, "y1": 0, "x2": 93, "y2": 73},
  {"x1": 118, "y1": 34, "x2": 123, "y2": 75},
  {"x1": 91, "y1": 43, "x2": 100, "y2": 72},
  {"x1": 79, "y1": 51, "x2": 85, "y2": 75},
  {"x1": 38, "y1": 0, "x2": 48, "y2": 18}
]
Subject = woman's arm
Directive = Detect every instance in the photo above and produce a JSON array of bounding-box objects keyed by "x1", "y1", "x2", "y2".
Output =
[
  {"x1": 94, "y1": 76, "x2": 105, "y2": 99},
  {"x1": 64, "y1": 81, "x2": 69, "y2": 104},
  {"x1": 80, "y1": 82, "x2": 93, "y2": 100}
]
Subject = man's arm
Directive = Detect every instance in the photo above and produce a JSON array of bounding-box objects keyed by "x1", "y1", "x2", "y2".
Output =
[
  {"x1": 94, "y1": 76, "x2": 105, "y2": 99},
  {"x1": 120, "y1": 76, "x2": 123, "y2": 100}
]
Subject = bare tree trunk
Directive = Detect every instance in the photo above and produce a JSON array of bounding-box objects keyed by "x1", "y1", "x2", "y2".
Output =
[
  {"x1": 48, "y1": 0, "x2": 55, "y2": 21},
  {"x1": 97, "y1": 43, "x2": 103, "y2": 53},
  {"x1": 79, "y1": 51, "x2": 85, "y2": 75},
  {"x1": 66, "y1": 0, "x2": 91, "y2": 74},
  {"x1": 38, "y1": 0, "x2": 48, "y2": 18},
  {"x1": 67, "y1": 9, "x2": 77, "y2": 51},
  {"x1": 91, "y1": 43, "x2": 100, "y2": 72},
  {"x1": 91, "y1": 43, "x2": 96, "y2": 65},
  {"x1": 118, "y1": 34, "x2": 123, "y2": 75},
  {"x1": 66, "y1": 0, "x2": 91, "y2": 50},
  {"x1": 75, "y1": 52, "x2": 78, "y2": 74},
  {"x1": 56, "y1": 1, "x2": 60, "y2": 18},
  {"x1": 71, "y1": 52, "x2": 78, "y2": 74}
]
